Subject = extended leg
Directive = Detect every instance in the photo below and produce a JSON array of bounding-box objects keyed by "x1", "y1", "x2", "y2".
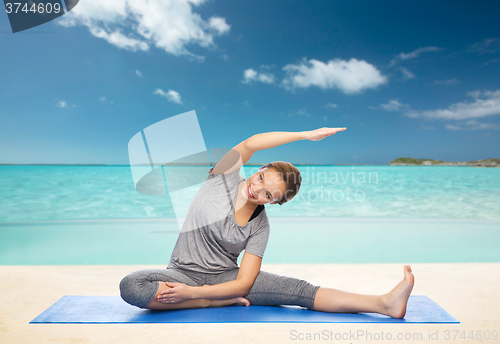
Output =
[
  {"x1": 209, "y1": 269, "x2": 320, "y2": 310},
  {"x1": 210, "y1": 265, "x2": 414, "y2": 319},
  {"x1": 313, "y1": 265, "x2": 414, "y2": 318}
]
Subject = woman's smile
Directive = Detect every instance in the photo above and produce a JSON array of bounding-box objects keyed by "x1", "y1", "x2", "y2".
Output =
[{"x1": 247, "y1": 184, "x2": 256, "y2": 199}]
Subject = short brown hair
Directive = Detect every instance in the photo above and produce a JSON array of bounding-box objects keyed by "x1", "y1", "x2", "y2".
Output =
[{"x1": 260, "y1": 161, "x2": 301, "y2": 205}]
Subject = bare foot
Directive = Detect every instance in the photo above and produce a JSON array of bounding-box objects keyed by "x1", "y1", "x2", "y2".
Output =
[
  {"x1": 232, "y1": 297, "x2": 251, "y2": 307},
  {"x1": 210, "y1": 297, "x2": 250, "y2": 308},
  {"x1": 382, "y1": 265, "x2": 415, "y2": 318}
]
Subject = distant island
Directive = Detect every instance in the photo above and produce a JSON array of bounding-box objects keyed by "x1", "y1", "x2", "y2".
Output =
[
  {"x1": 2, "y1": 159, "x2": 499, "y2": 167},
  {"x1": 390, "y1": 157, "x2": 500, "y2": 167}
]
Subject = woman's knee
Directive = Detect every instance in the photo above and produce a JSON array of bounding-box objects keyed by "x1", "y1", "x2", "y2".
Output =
[
  {"x1": 246, "y1": 271, "x2": 319, "y2": 310},
  {"x1": 119, "y1": 270, "x2": 160, "y2": 309}
]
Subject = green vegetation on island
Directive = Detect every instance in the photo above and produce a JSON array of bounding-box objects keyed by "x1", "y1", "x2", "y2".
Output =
[{"x1": 390, "y1": 157, "x2": 500, "y2": 167}]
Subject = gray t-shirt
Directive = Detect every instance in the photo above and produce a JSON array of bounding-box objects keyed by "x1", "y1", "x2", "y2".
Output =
[{"x1": 168, "y1": 167, "x2": 270, "y2": 273}]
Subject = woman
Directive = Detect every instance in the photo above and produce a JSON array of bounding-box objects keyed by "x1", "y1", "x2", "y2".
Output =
[{"x1": 120, "y1": 127, "x2": 414, "y2": 318}]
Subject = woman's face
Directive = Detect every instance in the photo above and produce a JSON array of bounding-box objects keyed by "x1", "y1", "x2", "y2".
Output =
[{"x1": 243, "y1": 167, "x2": 288, "y2": 205}]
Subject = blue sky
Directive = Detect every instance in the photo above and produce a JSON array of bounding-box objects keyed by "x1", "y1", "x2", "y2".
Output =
[{"x1": 1, "y1": 0, "x2": 499, "y2": 165}]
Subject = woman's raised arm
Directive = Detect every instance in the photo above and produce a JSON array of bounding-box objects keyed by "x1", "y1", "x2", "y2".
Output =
[{"x1": 212, "y1": 127, "x2": 346, "y2": 174}]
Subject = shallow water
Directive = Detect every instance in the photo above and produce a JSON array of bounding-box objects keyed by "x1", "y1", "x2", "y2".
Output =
[{"x1": 1, "y1": 218, "x2": 498, "y2": 264}]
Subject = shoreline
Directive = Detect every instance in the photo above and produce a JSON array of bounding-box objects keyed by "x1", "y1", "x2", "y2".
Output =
[{"x1": 2, "y1": 217, "x2": 499, "y2": 265}]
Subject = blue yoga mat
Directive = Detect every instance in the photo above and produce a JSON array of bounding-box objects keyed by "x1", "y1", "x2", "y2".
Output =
[{"x1": 30, "y1": 295, "x2": 459, "y2": 324}]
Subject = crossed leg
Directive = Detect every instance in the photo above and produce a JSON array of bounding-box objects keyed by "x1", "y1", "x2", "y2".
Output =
[
  {"x1": 146, "y1": 282, "x2": 249, "y2": 310},
  {"x1": 119, "y1": 268, "x2": 250, "y2": 310}
]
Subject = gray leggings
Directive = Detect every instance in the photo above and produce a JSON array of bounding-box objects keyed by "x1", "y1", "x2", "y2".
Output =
[{"x1": 120, "y1": 267, "x2": 320, "y2": 310}]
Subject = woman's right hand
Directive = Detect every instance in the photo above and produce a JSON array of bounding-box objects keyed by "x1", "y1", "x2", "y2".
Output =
[
  {"x1": 303, "y1": 127, "x2": 347, "y2": 141},
  {"x1": 158, "y1": 282, "x2": 193, "y2": 304}
]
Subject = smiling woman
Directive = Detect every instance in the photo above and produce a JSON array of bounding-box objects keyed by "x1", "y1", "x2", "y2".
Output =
[
  {"x1": 251, "y1": 161, "x2": 302, "y2": 205},
  {"x1": 119, "y1": 127, "x2": 416, "y2": 319}
]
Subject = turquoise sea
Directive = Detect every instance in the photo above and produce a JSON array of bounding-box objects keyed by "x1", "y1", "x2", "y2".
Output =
[
  {"x1": 1, "y1": 165, "x2": 500, "y2": 221},
  {"x1": 1, "y1": 165, "x2": 499, "y2": 264}
]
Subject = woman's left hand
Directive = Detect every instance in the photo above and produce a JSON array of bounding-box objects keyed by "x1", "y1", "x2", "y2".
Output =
[
  {"x1": 304, "y1": 127, "x2": 347, "y2": 141},
  {"x1": 157, "y1": 282, "x2": 193, "y2": 304}
]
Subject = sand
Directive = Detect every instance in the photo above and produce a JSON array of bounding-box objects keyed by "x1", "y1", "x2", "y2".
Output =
[{"x1": 1, "y1": 263, "x2": 499, "y2": 344}]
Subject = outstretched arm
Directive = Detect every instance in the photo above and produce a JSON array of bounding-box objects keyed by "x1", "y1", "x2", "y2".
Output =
[
  {"x1": 212, "y1": 127, "x2": 347, "y2": 174},
  {"x1": 157, "y1": 251, "x2": 262, "y2": 303}
]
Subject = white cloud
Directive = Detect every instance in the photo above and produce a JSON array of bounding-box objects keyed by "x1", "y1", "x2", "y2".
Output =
[
  {"x1": 99, "y1": 97, "x2": 113, "y2": 104},
  {"x1": 467, "y1": 38, "x2": 500, "y2": 54},
  {"x1": 57, "y1": 100, "x2": 68, "y2": 108},
  {"x1": 135, "y1": 70, "x2": 143, "y2": 78},
  {"x1": 324, "y1": 102, "x2": 338, "y2": 109},
  {"x1": 444, "y1": 124, "x2": 460, "y2": 131},
  {"x1": 288, "y1": 108, "x2": 312, "y2": 117},
  {"x1": 88, "y1": 26, "x2": 148, "y2": 52},
  {"x1": 208, "y1": 17, "x2": 230, "y2": 34},
  {"x1": 58, "y1": 0, "x2": 230, "y2": 60},
  {"x1": 483, "y1": 59, "x2": 500, "y2": 66},
  {"x1": 407, "y1": 90, "x2": 500, "y2": 120},
  {"x1": 55, "y1": 98, "x2": 76, "y2": 108},
  {"x1": 154, "y1": 88, "x2": 183, "y2": 104},
  {"x1": 400, "y1": 67, "x2": 415, "y2": 79},
  {"x1": 242, "y1": 69, "x2": 275, "y2": 84},
  {"x1": 378, "y1": 99, "x2": 410, "y2": 112},
  {"x1": 282, "y1": 58, "x2": 387, "y2": 94},
  {"x1": 433, "y1": 78, "x2": 460, "y2": 86},
  {"x1": 445, "y1": 119, "x2": 500, "y2": 131},
  {"x1": 389, "y1": 46, "x2": 442, "y2": 66},
  {"x1": 422, "y1": 125, "x2": 434, "y2": 130},
  {"x1": 242, "y1": 100, "x2": 250, "y2": 107},
  {"x1": 399, "y1": 46, "x2": 442, "y2": 60}
]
